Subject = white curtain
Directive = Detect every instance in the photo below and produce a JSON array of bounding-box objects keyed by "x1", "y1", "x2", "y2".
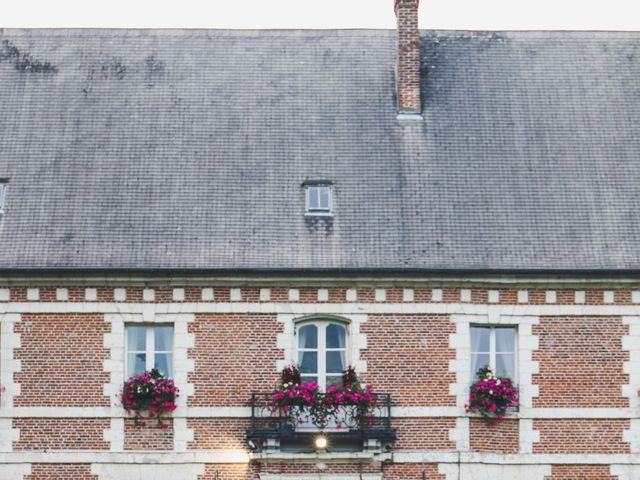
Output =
[
  {"x1": 470, "y1": 326, "x2": 490, "y2": 379},
  {"x1": 298, "y1": 324, "x2": 316, "y2": 349},
  {"x1": 496, "y1": 328, "x2": 516, "y2": 353},
  {"x1": 327, "y1": 324, "x2": 346, "y2": 348}
]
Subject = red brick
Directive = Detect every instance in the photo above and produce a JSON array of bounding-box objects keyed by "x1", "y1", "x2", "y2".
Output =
[
  {"x1": 124, "y1": 418, "x2": 173, "y2": 450},
  {"x1": 534, "y1": 419, "x2": 630, "y2": 454},
  {"x1": 25, "y1": 464, "x2": 97, "y2": 480},
  {"x1": 545, "y1": 465, "x2": 617, "y2": 479},
  {"x1": 188, "y1": 314, "x2": 281, "y2": 407},
  {"x1": 363, "y1": 314, "x2": 456, "y2": 407},
  {"x1": 533, "y1": 316, "x2": 628, "y2": 408},
  {"x1": 13, "y1": 418, "x2": 109, "y2": 450},
  {"x1": 188, "y1": 418, "x2": 247, "y2": 450},
  {"x1": 469, "y1": 418, "x2": 519, "y2": 454},
  {"x1": 393, "y1": 418, "x2": 456, "y2": 450},
  {"x1": 383, "y1": 463, "x2": 446, "y2": 480},
  {"x1": 15, "y1": 314, "x2": 110, "y2": 407}
]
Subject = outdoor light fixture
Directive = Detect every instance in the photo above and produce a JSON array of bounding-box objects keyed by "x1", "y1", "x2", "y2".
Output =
[{"x1": 314, "y1": 435, "x2": 328, "y2": 451}]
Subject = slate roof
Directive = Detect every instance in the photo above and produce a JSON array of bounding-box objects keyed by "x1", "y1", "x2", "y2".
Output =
[{"x1": 0, "y1": 29, "x2": 639, "y2": 273}]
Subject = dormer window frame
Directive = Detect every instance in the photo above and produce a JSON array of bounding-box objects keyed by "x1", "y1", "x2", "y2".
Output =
[
  {"x1": 304, "y1": 181, "x2": 333, "y2": 217},
  {"x1": 0, "y1": 179, "x2": 7, "y2": 215}
]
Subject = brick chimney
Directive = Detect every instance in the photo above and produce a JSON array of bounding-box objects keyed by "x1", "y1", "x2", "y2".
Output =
[{"x1": 395, "y1": 0, "x2": 422, "y2": 116}]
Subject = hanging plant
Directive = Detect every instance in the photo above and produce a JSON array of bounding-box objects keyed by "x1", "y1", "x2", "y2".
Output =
[
  {"x1": 466, "y1": 366, "x2": 518, "y2": 424},
  {"x1": 120, "y1": 369, "x2": 179, "y2": 427}
]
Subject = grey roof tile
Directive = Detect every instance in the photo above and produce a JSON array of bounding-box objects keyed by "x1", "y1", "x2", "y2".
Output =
[{"x1": 0, "y1": 29, "x2": 639, "y2": 272}]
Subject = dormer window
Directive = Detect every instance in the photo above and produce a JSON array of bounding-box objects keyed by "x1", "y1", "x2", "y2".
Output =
[{"x1": 305, "y1": 181, "x2": 332, "y2": 215}]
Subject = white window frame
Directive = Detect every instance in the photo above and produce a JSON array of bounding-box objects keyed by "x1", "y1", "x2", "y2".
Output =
[
  {"x1": 125, "y1": 324, "x2": 174, "y2": 378},
  {"x1": 470, "y1": 325, "x2": 518, "y2": 383},
  {"x1": 295, "y1": 320, "x2": 348, "y2": 391},
  {"x1": 0, "y1": 181, "x2": 7, "y2": 214},
  {"x1": 305, "y1": 184, "x2": 332, "y2": 215}
]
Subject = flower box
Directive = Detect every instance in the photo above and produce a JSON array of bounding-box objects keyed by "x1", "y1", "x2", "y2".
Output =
[
  {"x1": 466, "y1": 366, "x2": 519, "y2": 424},
  {"x1": 120, "y1": 369, "x2": 179, "y2": 428}
]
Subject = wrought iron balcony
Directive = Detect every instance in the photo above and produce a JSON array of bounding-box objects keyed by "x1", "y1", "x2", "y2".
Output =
[{"x1": 246, "y1": 392, "x2": 396, "y2": 453}]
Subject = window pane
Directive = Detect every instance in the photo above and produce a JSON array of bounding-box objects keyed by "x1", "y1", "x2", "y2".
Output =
[
  {"x1": 326, "y1": 324, "x2": 346, "y2": 348},
  {"x1": 154, "y1": 353, "x2": 172, "y2": 377},
  {"x1": 298, "y1": 351, "x2": 317, "y2": 374},
  {"x1": 470, "y1": 353, "x2": 490, "y2": 379},
  {"x1": 308, "y1": 186, "x2": 319, "y2": 210},
  {"x1": 496, "y1": 328, "x2": 516, "y2": 353},
  {"x1": 319, "y1": 187, "x2": 330, "y2": 210},
  {"x1": 326, "y1": 351, "x2": 346, "y2": 373},
  {"x1": 496, "y1": 353, "x2": 516, "y2": 379},
  {"x1": 326, "y1": 375, "x2": 342, "y2": 387},
  {"x1": 470, "y1": 326, "x2": 490, "y2": 352},
  {"x1": 298, "y1": 325, "x2": 317, "y2": 349},
  {"x1": 301, "y1": 375, "x2": 317, "y2": 385},
  {"x1": 127, "y1": 326, "x2": 146, "y2": 351},
  {"x1": 128, "y1": 353, "x2": 146, "y2": 377},
  {"x1": 155, "y1": 326, "x2": 173, "y2": 351}
]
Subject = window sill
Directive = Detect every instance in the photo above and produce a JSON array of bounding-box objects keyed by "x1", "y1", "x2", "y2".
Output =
[
  {"x1": 304, "y1": 212, "x2": 334, "y2": 218},
  {"x1": 467, "y1": 411, "x2": 519, "y2": 420}
]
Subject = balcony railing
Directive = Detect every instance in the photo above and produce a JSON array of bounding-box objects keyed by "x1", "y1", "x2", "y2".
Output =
[{"x1": 246, "y1": 392, "x2": 396, "y2": 452}]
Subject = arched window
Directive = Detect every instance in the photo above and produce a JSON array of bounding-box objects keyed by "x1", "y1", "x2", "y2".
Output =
[{"x1": 296, "y1": 320, "x2": 348, "y2": 390}]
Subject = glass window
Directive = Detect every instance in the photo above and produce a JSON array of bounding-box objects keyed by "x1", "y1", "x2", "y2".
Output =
[
  {"x1": 296, "y1": 320, "x2": 347, "y2": 390},
  {"x1": 306, "y1": 185, "x2": 332, "y2": 213},
  {"x1": 0, "y1": 180, "x2": 7, "y2": 212},
  {"x1": 125, "y1": 324, "x2": 174, "y2": 378},
  {"x1": 470, "y1": 325, "x2": 517, "y2": 381}
]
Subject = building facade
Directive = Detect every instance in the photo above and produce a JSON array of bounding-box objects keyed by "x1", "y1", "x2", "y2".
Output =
[
  {"x1": 2, "y1": 280, "x2": 640, "y2": 479},
  {"x1": 2, "y1": 0, "x2": 640, "y2": 478}
]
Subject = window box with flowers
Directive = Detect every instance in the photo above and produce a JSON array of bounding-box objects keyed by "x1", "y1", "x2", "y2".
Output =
[
  {"x1": 120, "y1": 368, "x2": 179, "y2": 428},
  {"x1": 466, "y1": 366, "x2": 519, "y2": 424}
]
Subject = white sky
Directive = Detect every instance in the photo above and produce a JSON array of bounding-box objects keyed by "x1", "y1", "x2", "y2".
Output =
[{"x1": 1, "y1": 0, "x2": 640, "y2": 30}]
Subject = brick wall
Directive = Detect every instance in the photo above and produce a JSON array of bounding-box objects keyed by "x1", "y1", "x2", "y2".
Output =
[
  {"x1": 188, "y1": 419, "x2": 248, "y2": 449},
  {"x1": 469, "y1": 418, "x2": 519, "y2": 454},
  {"x1": 13, "y1": 419, "x2": 109, "y2": 450},
  {"x1": 393, "y1": 418, "x2": 456, "y2": 450},
  {"x1": 188, "y1": 313, "x2": 281, "y2": 407},
  {"x1": 383, "y1": 463, "x2": 445, "y2": 480},
  {"x1": 198, "y1": 464, "x2": 259, "y2": 480},
  {"x1": 363, "y1": 314, "x2": 456, "y2": 406},
  {"x1": 534, "y1": 419, "x2": 630, "y2": 454},
  {"x1": 544, "y1": 465, "x2": 617, "y2": 479},
  {"x1": 6, "y1": 286, "x2": 638, "y2": 306},
  {"x1": 14, "y1": 313, "x2": 110, "y2": 407},
  {"x1": 25, "y1": 464, "x2": 97, "y2": 480},
  {"x1": 533, "y1": 316, "x2": 628, "y2": 408},
  {"x1": 123, "y1": 419, "x2": 174, "y2": 451}
]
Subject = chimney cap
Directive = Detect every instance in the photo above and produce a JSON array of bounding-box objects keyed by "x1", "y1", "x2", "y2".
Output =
[{"x1": 394, "y1": 0, "x2": 420, "y2": 14}]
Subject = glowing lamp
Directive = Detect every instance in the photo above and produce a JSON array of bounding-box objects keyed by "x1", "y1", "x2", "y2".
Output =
[{"x1": 314, "y1": 435, "x2": 328, "y2": 451}]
